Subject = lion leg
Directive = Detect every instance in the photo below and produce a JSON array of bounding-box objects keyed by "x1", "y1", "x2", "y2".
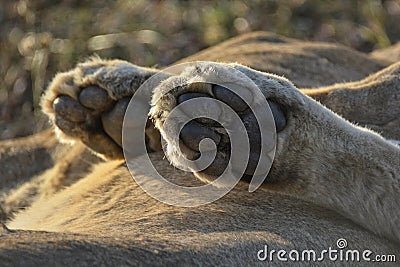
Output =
[
  {"x1": 150, "y1": 62, "x2": 400, "y2": 244},
  {"x1": 45, "y1": 56, "x2": 399, "y2": 161},
  {"x1": 41, "y1": 57, "x2": 162, "y2": 159},
  {"x1": 301, "y1": 62, "x2": 400, "y2": 141}
]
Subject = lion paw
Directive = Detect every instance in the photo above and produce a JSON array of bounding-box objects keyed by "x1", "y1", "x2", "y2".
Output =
[
  {"x1": 42, "y1": 58, "x2": 159, "y2": 159},
  {"x1": 149, "y1": 63, "x2": 289, "y2": 183}
]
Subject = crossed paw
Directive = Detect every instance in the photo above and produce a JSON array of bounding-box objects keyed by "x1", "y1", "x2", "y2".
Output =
[{"x1": 43, "y1": 59, "x2": 391, "y2": 187}]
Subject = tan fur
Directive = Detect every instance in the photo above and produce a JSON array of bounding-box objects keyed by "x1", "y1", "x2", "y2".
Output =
[
  {"x1": 149, "y1": 61, "x2": 400, "y2": 244},
  {"x1": 370, "y1": 41, "x2": 400, "y2": 64},
  {"x1": 1, "y1": 32, "x2": 399, "y2": 265}
]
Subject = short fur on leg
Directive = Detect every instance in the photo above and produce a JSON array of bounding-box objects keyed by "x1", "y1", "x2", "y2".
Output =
[{"x1": 149, "y1": 62, "x2": 400, "y2": 244}]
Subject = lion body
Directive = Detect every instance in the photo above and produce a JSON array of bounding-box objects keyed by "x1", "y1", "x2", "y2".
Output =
[{"x1": 1, "y1": 32, "x2": 399, "y2": 265}]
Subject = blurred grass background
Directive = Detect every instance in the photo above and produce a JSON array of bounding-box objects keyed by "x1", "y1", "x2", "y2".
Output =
[{"x1": 1, "y1": 0, "x2": 399, "y2": 139}]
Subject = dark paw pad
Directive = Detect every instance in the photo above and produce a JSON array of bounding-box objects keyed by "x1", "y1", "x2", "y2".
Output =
[{"x1": 176, "y1": 84, "x2": 286, "y2": 179}]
